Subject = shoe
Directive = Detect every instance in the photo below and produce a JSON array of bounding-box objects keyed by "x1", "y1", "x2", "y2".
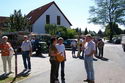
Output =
[
  {"x1": 84, "y1": 79, "x2": 90, "y2": 82},
  {"x1": 61, "y1": 79, "x2": 65, "y2": 83},
  {"x1": 89, "y1": 80, "x2": 95, "y2": 83},
  {"x1": 3, "y1": 73, "x2": 7, "y2": 76}
]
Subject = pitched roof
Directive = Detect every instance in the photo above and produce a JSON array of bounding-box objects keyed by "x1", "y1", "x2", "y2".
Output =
[
  {"x1": 0, "y1": 16, "x2": 9, "y2": 23},
  {"x1": 27, "y1": 1, "x2": 72, "y2": 26}
]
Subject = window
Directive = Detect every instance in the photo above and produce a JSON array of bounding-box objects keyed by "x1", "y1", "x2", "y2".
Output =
[
  {"x1": 46, "y1": 15, "x2": 50, "y2": 24},
  {"x1": 57, "y1": 16, "x2": 61, "y2": 25}
]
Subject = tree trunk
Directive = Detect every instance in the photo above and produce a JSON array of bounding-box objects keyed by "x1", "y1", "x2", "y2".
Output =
[{"x1": 109, "y1": 22, "x2": 113, "y2": 42}]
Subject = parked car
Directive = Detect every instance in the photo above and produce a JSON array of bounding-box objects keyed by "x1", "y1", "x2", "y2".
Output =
[
  {"x1": 112, "y1": 37, "x2": 121, "y2": 44},
  {"x1": 121, "y1": 35, "x2": 125, "y2": 52},
  {"x1": 35, "y1": 41, "x2": 48, "y2": 56}
]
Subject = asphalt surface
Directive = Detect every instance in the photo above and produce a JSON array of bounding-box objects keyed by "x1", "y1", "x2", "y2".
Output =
[
  {"x1": 17, "y1": 43, "x2": 125, "y2": 83},
  {"x1": 0, "y1": 43, "x2": 125, "y2": 83}
]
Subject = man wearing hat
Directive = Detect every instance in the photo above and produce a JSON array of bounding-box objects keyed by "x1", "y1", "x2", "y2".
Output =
[
  {"x1": 56, "y1": 37, "x2": 66, "y2": 83},
  {"x1": 84, "y1": 34, "x2": 96, "y2": 83}
]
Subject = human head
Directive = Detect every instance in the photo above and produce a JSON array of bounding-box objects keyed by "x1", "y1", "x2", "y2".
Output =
[
  {"x1": 58, "y1": 37, "x2": 63, "y2": 44},
  {"x1": 86, "y1": 34, "x2": 92, "y2": 42},
  {"x1": 2, "y1": 36, "x2": 8, "y2": 43},
  {"x1": 24, "y1": 35, "x2": 28, "y2": 41},
  {"x1": 50, "y1": 37, "x2": 57, "y2": 45}
]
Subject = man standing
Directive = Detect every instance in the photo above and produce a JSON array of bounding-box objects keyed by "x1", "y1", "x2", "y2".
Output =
[
  {"x1": 0, "y1": 36, "x2": 14, "y2": 75},
  {"x1": 97, "y1": 39, "x2": 104, "y2": 58},
  {"x1": 84, "y1": 34, "x2": 96, "y2": 83},
  {"x1": 56, "y1": 37, "x2": 66, "y2": 83},
  {"x1": 71, "y1": 40, "x2": 77, "y2": 58},
  {"x1": 21, "y1": 35, "x2": 32, "y2": 72}
]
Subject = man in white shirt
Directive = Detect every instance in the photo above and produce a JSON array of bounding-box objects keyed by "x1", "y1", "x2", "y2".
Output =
[
  {"x1": 21, "y1": 35, "x2": 32, "y2": 72},
  {"x1": 56, "y1": 37, "x2": 66, "y2": 83},
  {"x1": 71, "y1": 40, "x2": 77, "y2": 57},
  {"x1": 84, "y1": 34, "x2": 96, "y2": 83}
]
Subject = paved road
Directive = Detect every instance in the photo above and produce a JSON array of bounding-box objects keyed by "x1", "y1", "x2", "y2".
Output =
[
  {"x1": 17, "y1": 44, "x2": 125, "y2": 83},
  {"x1": 0, "y1": 43, "x2": 125, "y2": 83}
]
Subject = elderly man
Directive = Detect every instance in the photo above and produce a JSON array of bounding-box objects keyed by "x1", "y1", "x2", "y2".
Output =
[
  {"x1": 0, "y1": 36, "x2": 14, "y2": 75},
  {"x1": 21, "y1": 35, "x2": 32, "y2": 72},
  {"x1": 84, "y1": 34, "x2": 96, "y2": 83}
]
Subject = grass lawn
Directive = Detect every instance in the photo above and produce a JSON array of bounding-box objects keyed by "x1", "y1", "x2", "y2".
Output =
[{"x1": 0, "y1": 73, "x2": 30, "y2": 83}]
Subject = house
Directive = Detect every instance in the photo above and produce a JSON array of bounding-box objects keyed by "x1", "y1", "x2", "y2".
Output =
[
  {"x1": 0, "y1": 16, "x2": 9, "y2": 34},
  {"x1": 27, "y1": 1, "x2": 72, "y2": 34}
]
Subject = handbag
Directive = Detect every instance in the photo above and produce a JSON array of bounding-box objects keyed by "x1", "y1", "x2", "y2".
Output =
[{"x1": 56, "y1": 53, "x2": 65, "y2": 62}]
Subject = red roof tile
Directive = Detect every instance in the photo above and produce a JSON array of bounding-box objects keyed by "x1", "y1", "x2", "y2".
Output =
[
  {"x1": 0, "y1": 16, "x2": 9, "y2": 23},
  {"x1": 27, "y1": 1, "x2": 72, "y2": 26}
]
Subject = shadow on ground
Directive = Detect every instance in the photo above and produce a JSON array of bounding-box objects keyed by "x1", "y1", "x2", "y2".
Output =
[
  {"x1": 31, "y1": 53, "x2": 47, "y2": 58},
  {"x1": 95, "y1": 56, "x2": 109, "y2": 61}
]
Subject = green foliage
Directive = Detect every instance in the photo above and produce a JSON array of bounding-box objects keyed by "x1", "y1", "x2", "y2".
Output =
[
  {"x1": 88, "y1": 0, "x2": 125, "y2": 40},
  {"x1": 89, "y1": 0, "x2": 125, "y2": 25},
  {"x1": 9, "y1": 10, "x2": 30, "y2": 31},
  {"x1": 45, "y1": 24, "x2": 77, "y2": 39},
  {"x1": 84, "y1": 28, "x2": 88, "y2": 35},
  {"x1": 98, "y1": 29, "x2": 104, "y2": 37},
  {"x1": 104, "y1": 22, "x2": 123, "y2": 36}
]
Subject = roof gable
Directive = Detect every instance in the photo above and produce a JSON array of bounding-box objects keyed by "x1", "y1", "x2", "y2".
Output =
[{"x1": 27, "y1": 1, "x2": 72, "y2": 26}]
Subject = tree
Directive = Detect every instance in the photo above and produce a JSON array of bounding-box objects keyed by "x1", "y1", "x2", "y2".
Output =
[
  {"x1": 104, "y1": 22, "x2": 123, "y2": 36},
  {"x1": 88, "y1": 0, "x2": 125, "y2": 41},
  {"x1": 45, "y1": 24, "x2": 57, "y2": 35},
  {"x1": 45, "y1": 24, "x2": 77, "y2": 39},
  {"x1": 9, "y1": 10, "x2": 30, "y2": 31},
  {"x1": 98, "y1": 29, "x2": 103, "y2": 37},
  {"x1": 84, "y1": 28, "x2": 88, "y2": 35}
]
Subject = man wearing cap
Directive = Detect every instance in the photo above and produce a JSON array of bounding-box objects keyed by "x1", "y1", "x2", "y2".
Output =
[
  {"x1": 56, "y1": 37, "x2": 66, "y2": 83},
  {"x1": 84, "y1": 34, "x2": 96, "y2": 83},
  {"x1": 0, "y1": 36, "x2": 14, "y2": 75},
  {"x1": 21, "y1": 35, "x2": 32, "y2": 72}
]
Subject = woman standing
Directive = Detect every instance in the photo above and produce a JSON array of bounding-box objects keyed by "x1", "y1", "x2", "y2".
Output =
[
  {"x1": 0, "y1": 36, "x2": 14, "y2": 75},
  {"x1": 49, "y1": 37, "x2": 61, "y2": 83}
]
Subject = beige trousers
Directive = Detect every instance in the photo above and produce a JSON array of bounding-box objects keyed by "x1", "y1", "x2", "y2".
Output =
[{"x1": 1, "y1": 55, "x2": 13, "y2": 73}]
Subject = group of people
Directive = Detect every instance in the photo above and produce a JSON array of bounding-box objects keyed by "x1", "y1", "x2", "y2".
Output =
[
  {"x1": 0, "y1": 35, "x2": 32, "y2": 76},
  {"x1": 0, "y1": 34, "x2": 104, "y2": 83},
  {"x1": 49, "y1": 34, "x2": 100, "y2": 83},
  {"x1": 49, "y1": 37, "x2": 66, "y2": 83},
  {"x1": 71, "y1": 36, "x2": 104, "y2": 59}
]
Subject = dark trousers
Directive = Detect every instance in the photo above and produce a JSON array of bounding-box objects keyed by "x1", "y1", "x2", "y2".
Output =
[
  {"x1": 72, "y1": 47, "x2": 76, "y2": 55},
  {"x1": 22, "y1": 51, "x2": 31, "y2": 69},
  {"x1": 98, "y1": 47, "x2": 104, "y2": 57},
  {"x1": 50, "y1": 60, "x2": 59, "y2": 83},
  {"x1": 56, "y1": 61, "x2": 65, "y2": 81},
  {"x1": 61, "y1": 61, "x2": 65, "y2": 80}
]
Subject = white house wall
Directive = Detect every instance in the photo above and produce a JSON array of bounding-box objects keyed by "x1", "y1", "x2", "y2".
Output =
[{"x1": 32, "y1": 4, "x2": 71, "y2": 34}]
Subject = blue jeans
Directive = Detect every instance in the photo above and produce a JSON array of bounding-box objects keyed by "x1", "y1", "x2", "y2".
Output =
[
  {"x1": 84, "y1": 55, "x2": 94, "y2": 80},
  {"x1": 22, "y1": 51, "x2": 31, "y2": 69}
]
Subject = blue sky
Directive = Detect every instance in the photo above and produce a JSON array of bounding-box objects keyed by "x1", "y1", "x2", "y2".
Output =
[{"x1": 0, "y1": 0, "x2": 103, "y2": 32}]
